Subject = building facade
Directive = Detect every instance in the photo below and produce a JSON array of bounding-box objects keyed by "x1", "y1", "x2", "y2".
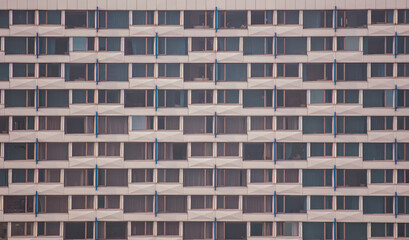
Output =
[{"x1": 0, "y1": 0, "x2": 409, "y2": 239}]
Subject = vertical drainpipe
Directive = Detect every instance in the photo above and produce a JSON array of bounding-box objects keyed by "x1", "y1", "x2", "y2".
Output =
[
  {"x1": 213, "y1": 218, "x2": 217, "y2": 240},
  {"x1": 274, "y1": 33, "x2": 277, "y2": 59},
  {"x1": 274, "y1": 138, "x2": 276, "y2": 165},
  {"x1": 155, "y1": 138, "x2": 158, "y2": 164},
  {"x1": 334, "y1": 59, "x2": 336, "y2": 85},
  {"x1": 155, "y1": 33, "x2": 158, "y2": 59},
  {"x1": 95, "y1": 165, "x2": 98, "y2": 190},
  {"x1": 36, "y1": 86, "x2": 39, "y2": 111},
  {"x1": 94, "y1": 218, "x2": 98, "y2": 240},
  {"x1": 35, "y1": 191, "x2": 38, "y2": 217},
  {"x1": 214, "y1": 112, "x2": 217, "y2": 138},
  {"x1": 154, "y1": 191, "x2": 157, "y2": 216},
  {"x1": 214, "y1": 165, "x2": 217, "y2": 190},
  {"x1": 36, "y1": 33, "x2": 39, "y2": 58},
  {"x1": 334, "y1": 6, "x2": 337, "y2": 32},
  {"x1": 95, "y1": 112, "x2": 98, "y2": 138},
  {"x1": 334, "y1": 112, "x2": 337, "y2": 138},
  {"x1": 215, "y1": 7, "x2": 218, "y2": 33},
  {"x1": 96, "y1": 7, "x2": 99, "y2": 32},
  {"x1": 274, "y1": 86, "x2": 277, "y2": 111},
  {"x1": 394, "y1": 138, "x2": 397, "y2": 165},
  {"x1": 35, "y1": 138, "x2": 38, "y2": 164}
]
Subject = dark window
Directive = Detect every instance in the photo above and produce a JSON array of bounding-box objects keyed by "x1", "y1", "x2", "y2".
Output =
[
  {"x1": 39, "y1": 63, "x2": 61, "y2": 78},
  {"x1": 39, "y1": 10, "x2": 61, "y2": 25},
  {"x1": 277, "y1": 143, "x2": 307, "y2": 160},
  {"x1": 184, "y1": 11, "x2": 213, "y2": 29},
  {"x1": 0, "y1": 10, "x2": 9, "y2": 28},
  {"x1": 158, "y1": 37, "x2": 187, "y2": 55},
  {"x1": 124, "y1": 90, "x2": 154, "y2": 107},
  {"x1": 371, "y1": 63, "x2": 393, "y2": 77},
  {"x1": 157, "y1": 143, "x2": 187, "y2": 160},
  {"x1": 363, "y1": 196, "x2": 393, "y2": 214},
  {"x1": 311, "y1": 37, "x2": 333, "y2": 51},
  {"x1": 277, "y1": 10, "x2": 299, "y2": 24},
  {"x1": 217, "y1": 169, "x2": 247, "y2": 187},
  {"x1": 310, "y1": 196, "x2": 333, "y2": 210},
  {"x1": 0, "y1": 63, "x2": 9, "y2": 81},
  {"x1": 303, "y1": 116, "x2": 332, "y2": 134},
  {"x1": 64, "y1": 169, "x2": 94, "y2": 186},
  {"x1": 363, "y1": 90, "x2": 393, "y2": 108},
  {"x1": 337, "y1": 36, "x2": 360, "y2": 51},
  {"x1": 303, "y1": 169, "x2": 332, "y2": 187},
  {"x1": 158, "y1": 90, "x2": 188, "y2": 108},
  {"x1": 39, "y1": 37, "x2": 69, "y2": 55},
  {"x1": 251, "y1": 63, "x2": 273, "y2": 77},
  {"x1": 158, "y1": 11, "x2": 180, "y2": 25},
  {"x1": 277, "y1": 90, "x2": 307, "y2": 107},
  {"x1": 99, "y1": 37, "x2": 120, "y2": 51},
  {"x1": 336, "y1": 196, "x2": 359, "y2": 210},
  {"x1": 371, "y1": 169, "x2": 393, "y2": 184},
  {"x1": 5, "y1": 90, "x2": 35, "y2": 107},
  {"x1": 251, "y1": 10, "x2": 273, "y2": 24},
  {"x1": 243, "y1": 143, "x2": 272, "y2": 160},
  {"x1": 337, "y1": 169, "x2": 367, "y2": 187},
  {"x1": 303, "y1": 222, "x2": 332, "y2": 240},
  {"x1": 336, "y1": 116, "x2": 367, "y2": 134},
  {"x1": 303, "y1": 63, "x2": 332, "y2": 81},
  {"x1": 125, "y1": 37, "x2": 154, "y2": 55},
  {"x1": 363, "y1": 36, "x2": 393, "y2": 54},
  {"x1": 13, "y1": 10, "x2": 34, "y2": 24},
  {"x1": 371, "y1": 116, "x2": 393, "y2": 130},
  {"x1": 5, "y1": 37, "x2": 35, "y2": 55},
  {"x1": 337, "y1": 10, "x2": 367, "y2": 28},
  {"x1": 158, "y1": 63, "x2": 180, "y2": 77},
  {"x1": 191, "y1": 90, "x2": 213, "y2": 104},
  {"x1": 65, "y1": 63, "x2": 94, "y2": 81},
  {"x1": 13, "y1": 63, "x2": 34, "y2": 78},
  {"x1": 98, "y1": 116, "x2": 128, "y2": 134},
  {"x1": 184, "y1": 63, "x2": 213, "y2": 81},
  {"x1": 243, "y1": 37, "x2": 273, "y2": 55},
  {"x1": 277, "y1": 195, "x2": 306, "y2": 213},
  {"x1": 65, "y1": 11, "x2": 95, "y2": 28},
  {"x1": 5, "y1": 143, "x2": 34, "y2": 160},
  {"x1": 98, "y1": 11, "x2": 129, "y2": 29},
  {"x1": 72, "y1": 90, "x2": 94, "y2": 104},
  {"x1": 217, "y1": 11, "x2": 247, "y2": 29},
  {"x1": 371, "y1": 10, "x2": 393, "y2": 24},
  {"x1": 217, "y1": 37, "x2": 239, "y2": 51},
  {"x1": 192, "y1": 37, "x2": 213, "y2": 51},
  {"x1": 363, "y1": 143, "x2": 393, "y2": 161},
  {"x1": 132, "y1": 11, "x2": 154, "y2": 25},
  {"x1": 243, "y1": 90, "x2": 273, "y2": 108},
  {"x1": 277, "y1": 37, "x2": 307, "y2": 55},
  {"x1": 217, "y1": 90, "x2": 239, "y2": 104},
  {"x1": 132, "y1": 63, "x2": 154, "y2": 77},
  {"x1": 337, "y1": 90, "x2": 359, "y2": 104},
  {"x1": 98, "y1": 63, "x2": 128, "y2": 82},
  {"x1": 303, "y1": 10, "x2": 333, "y2": 28},
  {"x1": 277, "y1": 63, "x2": 299, "y2": 77},
  {"x1": 98, "y1": 169, "x2": 128, "y2": 187}
]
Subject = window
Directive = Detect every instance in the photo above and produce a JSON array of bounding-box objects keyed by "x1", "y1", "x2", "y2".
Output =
[
  {"x1": 131, "y1": 116, "x2": 153, "y2": 130},
  {"x1": 64, "y1": 222, "x2": 93, "y2": 239},
  {"x1": 4, "y1": 196, "x2": 33, "y2": 213},
  {"x1": 277, "y1": 10, "x2": 299, "y2": 24},
  {"x1": 311, "y1": 196, "x2": 333, "y2": 210},
  {"x1": 65, "y1": 63, "x2": 94, "y2": 81},
  {"x1": 124, "y1": 195, "x2": 153, "y2": 213},
  {"x1": 183, "y1": 169, "x2": 212, "y2": 186},
  {"x1": 217, "y1": 116, "x2": 247, "y2": 134},
  {"x1": 39, "y1": 90, "x2": 68, "y2": 108},
  {"x1": 217, "y1": 11, "x2": 247, "y2": 29},
  {"x1": 184, "y1": 63, "x2": 213, "y2": 81},
  {"x1": 337, "y1": 36, "x2": 360, "y2": 51},
  {"x1": 243, "y1": 196, "x2": 272, "y2": 213},
  {"x1": 11, "y1": 222, "x2": 33, "y2": 236},
  {"x1": 13, "y1": 63, "x2": 34, "y2": 77},
  {"x1": 157, "y1": 143, "x2": 187, "y2": 160},
  {"x1": 64, "y1": 169, "x2": 94, "y2": 186},
  {"x1": 217, "y1": 222, "x2": 247, "y2": 240},
  {"x1": 371, "y1": 63, "x2": 393, "y2": 77},
  {"x1": 277, "y1": 37, "x2": 307, "y2": 55},
  {"x1": 132, "y1": 63, "x2": 154, "y2": 77},
  {"x1": 39, "y1": 10, "x2": 61, "y2": 24},
  {"x1": 337, "y1": 90, "x2": 359, "y2": 104},
  {"x1": 5, "y1": 37, "x2": 35, "y2": 55},
  {"x1": 399, "y1": 9, "x2": 409, "y2": 24},
  {"x1": 217, "y1": 195, "x2": 239, "y2": 209},
  {"x1": 4, "y1": 143, "x2": 34, "y2": 160},
  {"x1": 337, "y1": 116, "x2": 367, "y2": 134},
  {"x1": 158, "y1": 90, "x2": 187, "y2": 108},
  {"x1": 243, "y1": 37, "x2": 273, "y2": 55},
  {"x1": 125, "y1": 37, "x2": 153, "y2": 55},
  {"x1": 398, "y1": 63, "x2": 409, "y2": 77},
  {"x1": 157, "y1": 222, "x2": 179, "y2": 236},
  {"x1": 371, "y1": 223, "x2": 394, "y2": 238},
  {"x1": 39, "y1": 37, "x2": 69, "y2": 55},
  {"x1": 192, "y1": 37, "x2": 213, "y2": 51},
  {"x1": 37, "y1": 222, "x2": 60, "y2": 236},
  {"x1": 98, "y1": 142, "x2": 120, "y2": 157},
  {"x1": 277, "y1": 143, "x2": 307, "y2": 160},
  {"x1": 398, "y1": 90, "x2": 409, "y2": 108},
  {"x1": 124, "y1": 90, "x2": 154, "y2": 107},
  {"x1": 398, "y1": 196, "x2": 409, "y2": 214},
  {"x1": 310, "y1": 90, "x2": 332, "y2": 104},
  {"x1": 243, "y1": 90, "x2": 273, "y2": 107},
  {"x1": 363, "y1": 196, "x2": 393, "y2": 214},
  {"x1": 184, "y1": 222, "x2": 213, "y2": 239},
  {"x1": 398, "y1": 143, "x2": 409, "y2": 161},
  {"x1": 363, "y1": 36, "x2": 393, "y2": 54},
  {"x1": 73, "y1": 37, "x2": 94, "y2": 51},
  {"x1": 158, "y1": 63, "x2": 180, "y2": 77},
  {"x1": 157, "y1": 169, "x2": 179, "y2": 183},
  {"x1": 277, "y1": 63, "x2": 299, "y2": 77},
  {"x1": 277, "y1": 195, "x2": 306, "y2": 213},
  {"x1": 337, "y1": 169, "x2": 367, "y2": 187},
  {"x1": 12, "y1": 169, "x2": 34, "y2": 183},
  {"x1": 0, "y1": 63, "x2": 9, "y2": 81},
  {"x1": 191, "y1": 142, "x2": 213, "y2": 157},
  {"x1": 38, "y1": 169, "x2": 60, "y2": 183},
  {"x1": 310, "y1": 143, "x2": 333, "y2": 157},
  {"x1": 0, "y1": 116, "x2": 8, "y2": 134},
  {"x1": 311, "y1": 37, "x2": 333, "y2": 51},
  {"x1": 158, "y1": 37, "x2": 187, "y2": 55},
  {"x1": 243, "y1": 143, "x2": 272, "y2": 160},
  {"x1": 218, "y1": 63, "x2": 247, "y2": 81},
  {"x1": 303, "y1": 222, "x2": 332, "y2": 240},
  {"x1": 158, "y1": 116, "x2": 180, "y2": 130},
  {"x1": 12, "y1": 116, "x2": 34, "y2": 130},
  {"x1": 132, "y1": 11, "x2": 154, "y2": 25},
  {"x1": 131, "y1": 222, "x2": 153, "y2": 236},
  {"x1": 38, "y1": 142, "x2": 68, "y2": 161},
  {"x1": 39, "y1": 63, "x2": 61, "y2": 77},
  {"x1": 277, "y1": 116, "x2": 299, "y2": 130},
  {"x1": 277, "y1": 169, "x2": 299, "y2": 183},
  {"x1": 97, "y1": 222, "x2": 127, "y2": 239},
  {"x1": 371, "y1": 169, "x2": 393, "y2": 184},
  {"x1": 98, "y1": 63, "x2": 128, "y2": 81},
  {"x1": 13, "y1": 10, "x2": 34, "y2": 24},
  {"x1": 302, "y1": 116, "x2": 332, "y2": 134},
  {"x1": 337, "y1": 10, "x2": 367, "y2": 28},
  {"x1": 251, "y1": 63, "x2": 273, "y2": 77},
  {"x1": 363, "y1": 90, "x2": 393, "y2": 108},
  {"x1": 38, "y1": 195, "x2": 68, "y2": 213},
  {"x1": 371, "y1": 116, "x2": 393, "y2": 130},
  {"x1": 132, "y1": 169, "x2": 153, "y2": 183},
  {"x1": 371, "y1": 10, "x2": 393, "y2": 24},
  {"x1": 98, "y1": 169, "x2": 128, "y2": 187},
  {"x1": 398, "y1": 170, "x2": 409, "y2": 183},
  {"x1": 217, "y1": 142, "x2": 239, "y2": 157},
  {"x1": 250, "y1": 116, "x2": 273, "y2": 130},
  {"x1": 337, "y1": 143, "x2": 359, "y2": 157},
  {"x1": 157, "y1": 195, "x2": 187, "y2": 213},
  {"x1": 277, "y1": 90, "x2": 307, "y2": 107},
  {"x1": 191, "y1": 90, "x2": 213, "y2": 104},
  {"x1": 217, "y1": 90, "x2": 239, "y2": 104},
  {"x1": 336, "y1": 196, "x2": 359, "y2": 210},
  {"x1": 0, "y1": 10, "x2": 9, "y2": 28},
  {"x1": 303, "y1": 10, "x2": 333, "y2": 28},
  {"x1": 98, "y1": 11, "x2": 129, "y2": 29},
  {"x1": 363, "y1": 143, "x2": 393, "y2": 161},
  {"x1": 303, "y1": 63, "x2": 332, "y2": 81},
  {"x1": 72, "y1": 142, "x2": 94, "y2": 157},
  {"x1": 98, "y1": 195, "x2": 120, "y2": 209},
  {"x1": 302, "y1": 169, "x2": 332, "y2": 187},
  {"x1": 191, "y1": 195, "x2": 213, "y2": 209},
  {"x1": 277, "y1": 222, "x2": 299, "y2": 236},
  {"x1": 398, "y1": 116, "x2": 409, "y2": 130},
  {"x1": 65, "y1": 11, "x2": 95, "y2": 28},
  {"x1": 398, "y1": 223, "x2": 409, "y2": 237},
  {"x1": 65, "y1": 116, "x2": 94, "y2": 134},
  {"x1": 72, "y1": 90, "x2": 94, "y2": 104},
  {"x1": 337, "y1": 223, "x2": 367, "y2": 240},
  {"x1": 0, "y1": 170, "x2": 8, "y2": 186},
  {"x1": 217, "y1": 169, "x2": 247, "y2": 187},
  {"x1": 250, "y1": 169, "x2": 272, "y2": 183},
  {"x1": 98, "y1": 116, "x2": 128, "y2": 134},
  {"x1": 158, "y1": 11, "x2": 180, "y2": 25},
  {"x1": 184, "y1": 11, "x2": 213, "y2": 29},
  {"x1": 251, "y1": 10, "x2": 273, "y2": 25}
]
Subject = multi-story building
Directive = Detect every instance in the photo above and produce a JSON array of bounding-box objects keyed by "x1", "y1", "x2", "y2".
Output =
[{"x1": 0, "y1": 0, "x2": 409, "y2": 239}]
